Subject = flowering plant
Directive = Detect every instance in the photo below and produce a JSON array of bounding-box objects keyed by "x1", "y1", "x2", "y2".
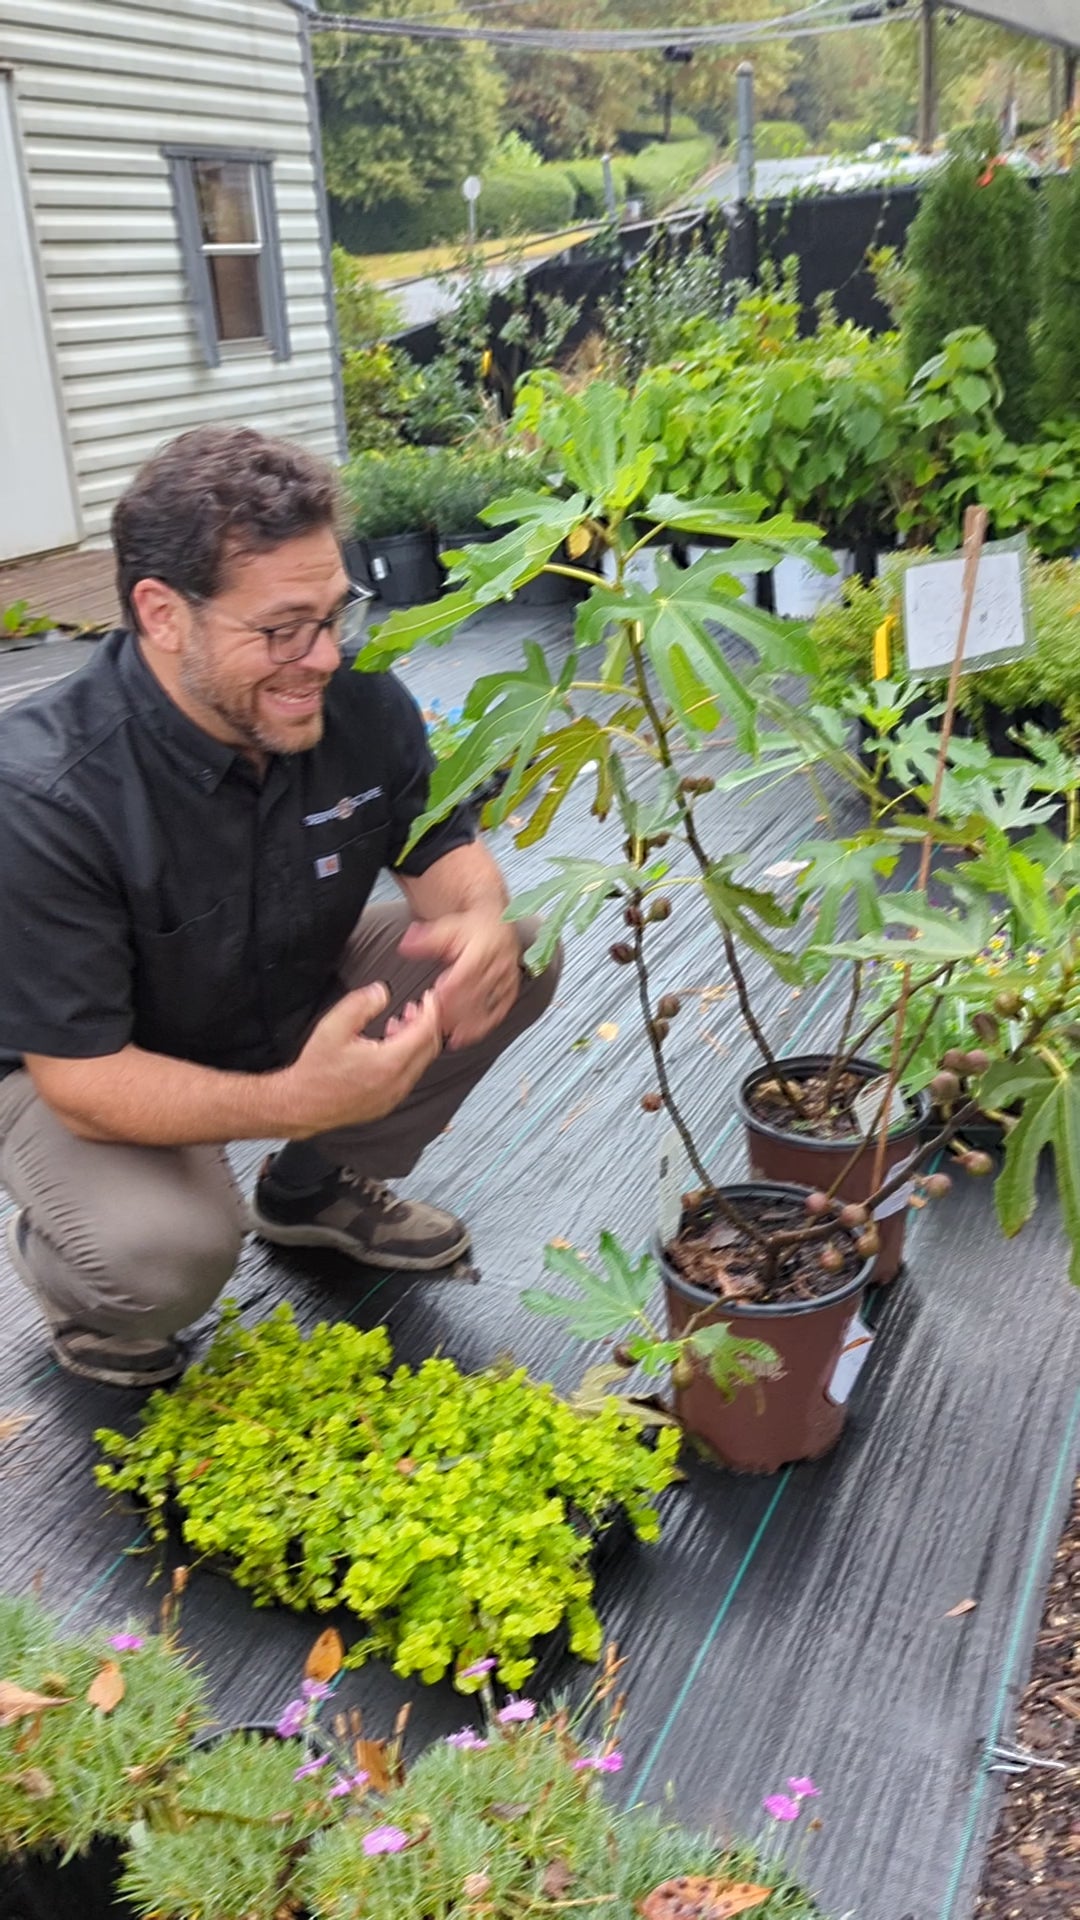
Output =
[{"x1": 0, "y1": 1592, "x2": 206, "y2": 1860}]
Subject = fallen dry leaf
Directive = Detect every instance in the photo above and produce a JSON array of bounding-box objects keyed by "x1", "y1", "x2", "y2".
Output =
[
  {"x1": 16, "y1": 1768, "x2": 54, "y2": 1800},
  {"x1": 549, "y1": 1237, "x2": 572, "y2": 1250},
  {"x1": 304, "y1": 1627, "x2": 344, "y2": 1684},
  {"x1": 596, "y1": 1021, "x2": 619, "y2": 1042},
  {"x1": 0, "y1": 1413, "x2": 30, "y2": 1445},
  {"x1": 355, "y1": 1738, "x2": 393, "y2": 1794},
  {"x1": 1047, "y1": 1687, "x2": 1080, "y2": 1722},
  {"x1": 0, "y1": 1681, "x2": 72, "y2": 1727},
  {"x1": 508, "y1": 814, "x2": 525, "y2": 831},
  {"x1": 944, "y1": 1598, "x2": 978, "y2": 1618},
  {"x1": 463, "y1": 1871, "x2": 492, "y2": 1900},
  {"x1": 541, "y1": 1859, "x2": 575, "y2": 1897},
  {"x1": 87, "y1": 1662, "x2": 125, "y2": 1714},
  {"x1": 640, "y1": 1877, "x2": 772, "y2": 1920}
]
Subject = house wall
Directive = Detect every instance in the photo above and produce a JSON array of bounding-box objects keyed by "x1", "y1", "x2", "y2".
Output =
[{"x1": 0, "y1": 0, "x2": 343, "y2": 551}]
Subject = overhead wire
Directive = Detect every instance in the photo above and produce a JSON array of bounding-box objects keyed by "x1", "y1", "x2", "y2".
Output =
[{"x1": 310, "y1": 0, "x2": 911, "y2": 54}]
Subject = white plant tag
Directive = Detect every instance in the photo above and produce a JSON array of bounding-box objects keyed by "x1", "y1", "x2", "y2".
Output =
[
  {"x1": 826, "y1": 1311, "x2": 875, "y2": 1406},
  {"x1": 853, "y1": 1076, "x2": 910, "y2": 1139},
  {"x1": 370, "y1": 555, "x2": 389, "y2": 580},
  {"x1": 658, "y1": 1127, "x2": 690, "y2": 1244},
  {"x1": 873, "y1": 1180, "x2": 914, "y2": 1221}
]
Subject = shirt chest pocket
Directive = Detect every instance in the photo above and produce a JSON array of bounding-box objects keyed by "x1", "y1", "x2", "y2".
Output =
[
  {"x1": 131, "y1": 897, "x2": 249, "y2": 1052},
  {"x1": 288, "y1": 817, "x2": 390, "y2": 958}
]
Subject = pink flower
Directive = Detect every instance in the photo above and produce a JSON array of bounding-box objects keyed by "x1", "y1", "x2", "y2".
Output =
[
  {"x1": 275, "y1": 1699, "x2": 307, "y2": 1739},
  {"x1": 459, "y1": 1657, "x2": 497, "y2": 1679},
  {"x1": 109, "y1": 1633, "x2": 145, "y2": 1652},
  {"x1": 327, "y1": 1770, "x2": 369, "y2": 1799},
  {"x1": 496, "y1": 1699, "x2": 536, "y2": 1725},
  {"x1": 788, "y1": 1776, "x2": 819, "y2": 1799},
  {"x1": 573, "y1": 1752, "x2": 623, "y2": 1773},
  {"x1": 446, "y1": 1729, "x2": 488, "y2": 1751},
  {"x1": 294, "y1": 1754, "x2": 331, "y2": 1781},
  {"x1": 362, "y1": 1824, "x2": 409, "y2": 1855},
  {"x1": 302, "y1": 1679, "x2": 332, "y2": 1702},
  {"x1": 763, "y1": 1793, "x2": 802, "y2": 1822}
]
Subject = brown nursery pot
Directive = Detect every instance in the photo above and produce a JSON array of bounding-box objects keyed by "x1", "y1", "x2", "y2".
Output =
[
  {"x1": 737, "y1": 1054, "x2": 930, "y2": 1285},
  {"x1": 658, "y1": 1183, "x2": 875, "y2": 1476}
]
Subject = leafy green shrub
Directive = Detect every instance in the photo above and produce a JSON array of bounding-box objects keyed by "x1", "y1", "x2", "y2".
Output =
[
  {"x1": 341, "y1": 345, "x2": 418, "y2": 454},
  {"x1": 825, "y1": 117, "x2": 878, "y2": 154},
  {"x1": 624, "y1": 137, "x2": 715, "y2": 216},
  {"x1": 120, "y1": 1733, "x2": 339, "y2": 1920},
  {"x1": 563, "y1": 156, "x2": 629, "y2": 219},
  {"x1": 602, "y1": 231, "x2": 727, "y2": 378},
  {"x1": 910, "y1": 419, "x2": 1080, "y2": 559},
  {"x1": 618, "y1": 113, "x2": 700, "y2": 153},
  {"x1": 332, "y1": 245, "x2": 403, "y2": 349},
  {"x1": 342, "y1": 444, "x2": 543, "y2": 539},
  {"x1": 1034, "y1": 164, "x2": 1080, "y2": 423},
  {"x1": 810, "y1": 551, "x2": 1080, "y2": 741},
  {"x1": 755, "y1": 120, "x2": 810, "y2": 160},
  {"x1": 474, "y1": 166, "x2": 577, "y2": 237},
  {"x1": 902, "y1": 125, "x2": 1037, "y2": 439},
  {"x1": 0, "y1": 1594, "x2": 207, "y2": 1858},
  {"x1": 96, "y1": 1305, "x2": 680, "y2": 1691}
]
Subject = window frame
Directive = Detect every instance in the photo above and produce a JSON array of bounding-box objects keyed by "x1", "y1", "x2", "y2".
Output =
[{"x1": 164, "y1": 146, "x2": 290, "y2": 368}]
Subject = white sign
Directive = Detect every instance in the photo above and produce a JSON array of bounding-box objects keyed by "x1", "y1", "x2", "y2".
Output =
[
  {"x1": 902, "y1": 536, "x2": 1030, "y2": 676},
  {"x1": 826, "y1": 1311, "x2": 875, "y2": 1406},
  {"x1": 658, "y1": 1127, "x2": 690, "y2": 1245},
  {"x1": 462, "y1": 174, "x2": 482, "y2": 202}
]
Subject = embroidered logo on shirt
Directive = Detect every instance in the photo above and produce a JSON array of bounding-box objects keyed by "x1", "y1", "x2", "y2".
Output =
[
  {"x1": 303, "y1": 787, "x2": 382, "y2": 828},
  {"x1": 315, "y1": 853, "x2": 341, "y2": 878}
]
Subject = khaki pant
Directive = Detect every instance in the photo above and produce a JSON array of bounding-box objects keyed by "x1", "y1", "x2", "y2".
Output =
[{"x1": 0, "y1": 901, "x2": 560, "y2": 1342}]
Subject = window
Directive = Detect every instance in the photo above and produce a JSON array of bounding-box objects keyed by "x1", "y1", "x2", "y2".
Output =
[{"x1": 166, "y1": 148, "x2": 290, "y2": 368}]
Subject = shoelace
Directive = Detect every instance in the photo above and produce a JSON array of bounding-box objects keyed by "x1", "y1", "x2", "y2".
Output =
[{"x1": 338, "y1": 1169, "x2": 398, "y2": 1214}]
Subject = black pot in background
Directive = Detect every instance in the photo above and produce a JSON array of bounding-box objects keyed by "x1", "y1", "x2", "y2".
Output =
[
  {"x1": 363, "y1": 530, "x2": 442, "y2": 608},
  {"x1": 341, "y1": 537, "x2": 375, "y2": 597},
  {"x1": 0, "y1": 1839, "x2": 135, "y2": 1920}
]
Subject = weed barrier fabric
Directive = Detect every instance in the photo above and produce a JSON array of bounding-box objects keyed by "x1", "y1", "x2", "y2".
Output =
[{"x1": 0, "y1": 607, "x2": 1077, "y2": 1920}]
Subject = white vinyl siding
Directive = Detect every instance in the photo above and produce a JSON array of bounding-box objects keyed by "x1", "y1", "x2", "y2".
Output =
[{"x1": 0, "y1": 0, "x2": 342, "y2": 550}]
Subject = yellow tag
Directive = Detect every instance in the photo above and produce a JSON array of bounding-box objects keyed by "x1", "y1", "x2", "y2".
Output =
[{"x1": 872, "y1": 615, "x2": 895, "y2": 681}]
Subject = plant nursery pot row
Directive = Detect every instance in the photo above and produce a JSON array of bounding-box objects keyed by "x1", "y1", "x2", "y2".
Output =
[{"x1": 347, "y1": 530, "x2": 589, "y2": 610}]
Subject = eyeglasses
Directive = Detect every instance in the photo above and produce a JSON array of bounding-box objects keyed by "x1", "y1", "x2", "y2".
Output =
[{"x1": 190, "y1": 584, "x2": 373, "y2": 665}]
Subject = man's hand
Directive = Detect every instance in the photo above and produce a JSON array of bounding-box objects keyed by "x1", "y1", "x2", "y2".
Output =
[
  {"x1": 398, "y1": 909, "x2": 522, "y2": 1051},
  {"x1": 283, "y1": 981, "x2": 443, "y2": 1136}
]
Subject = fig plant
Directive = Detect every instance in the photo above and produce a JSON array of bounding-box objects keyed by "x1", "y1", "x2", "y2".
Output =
[{"x1": 357, "y1": 377, "x2": 1008, "y2": 1353}]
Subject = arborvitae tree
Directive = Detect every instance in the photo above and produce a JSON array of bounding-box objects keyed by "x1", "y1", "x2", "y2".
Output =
[
  {"x1": 903, "y1": 124, "x2": 1037, "y2": 440},
  {"x1": 1034, "y1": 164, "x2": 1080, "y2": 424}
]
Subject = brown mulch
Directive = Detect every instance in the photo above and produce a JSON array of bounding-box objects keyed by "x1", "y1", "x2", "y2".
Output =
[
  {"x1": 974, "y1": 1474, "x2": 1080, "y2": 1920},
  {"x1": 664, "y1": 1192, "x2": 864, "y2": 1305}
]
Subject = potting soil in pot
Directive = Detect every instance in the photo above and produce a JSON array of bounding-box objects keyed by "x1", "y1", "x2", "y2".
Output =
[{"x1": 665, "y1": 1189, "x2": 864, "y2": 1303}]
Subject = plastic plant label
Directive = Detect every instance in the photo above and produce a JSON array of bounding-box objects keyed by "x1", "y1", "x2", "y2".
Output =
[
  {"x1": 370, "y1": 555, "x2": 389, "y2": 580},
  {"x1": 902, "y1": 536, "x2": 1030, "y2": 675},
  {"x1": 826, "y1": 1311, "x2": 875, "y2": 1406},
  {"x1": 873, "y1": 1180, "x2": 914, "y2": 1221},
  {"x1": 658, "y1": 1127, "x2": 690, "y2": 1245},
  {"x1": 853, "y1": 1076, "x2": 910, "y2": 1138}
]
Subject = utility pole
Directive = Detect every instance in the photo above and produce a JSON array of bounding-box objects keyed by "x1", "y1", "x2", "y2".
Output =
[
  {"x1": 736, "y1": 60, "x2": 755, "y2": 203},
  {"x1": 917, "y1": 0, "x2": 936, "y2": 153},
  {"x1": 1066, "y1": 51, "x2": 1078, "y2": 116}
]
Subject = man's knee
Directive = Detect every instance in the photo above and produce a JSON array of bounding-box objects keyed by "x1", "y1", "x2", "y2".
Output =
[{"x1": 79, "y1": 1191, "x2": 243, "y2": 1339}]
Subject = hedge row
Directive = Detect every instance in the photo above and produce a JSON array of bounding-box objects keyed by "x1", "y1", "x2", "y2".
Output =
[{"x1": 331, "y1": 136, "x2": 715, "y2": 254}]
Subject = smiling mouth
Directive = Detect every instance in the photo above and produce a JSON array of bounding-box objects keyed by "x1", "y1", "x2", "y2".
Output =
[{"x1": 262, "y1": 681, "x2": 328, "y2": 714}]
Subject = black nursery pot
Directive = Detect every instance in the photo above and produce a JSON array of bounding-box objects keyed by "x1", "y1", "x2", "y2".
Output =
[
  {"x1": 737, "y1": 1055, "x2": 930, "y2": 1286},
  {"x1": 0, "y1": 1839, "x2": 136, "y2": 1920},
  {"x1": 363, "y1": 530, "x2": 442, "y2": 608}
]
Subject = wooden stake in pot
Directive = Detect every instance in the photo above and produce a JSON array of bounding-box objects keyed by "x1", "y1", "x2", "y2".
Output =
[{"x1": 869, "y1": 504, "x2": 989, "y2": 1196}]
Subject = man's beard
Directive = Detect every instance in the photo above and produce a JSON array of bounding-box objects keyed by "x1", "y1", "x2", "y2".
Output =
[{"x1": 180, "y1": 637, "x2": 329, "y2": 757}]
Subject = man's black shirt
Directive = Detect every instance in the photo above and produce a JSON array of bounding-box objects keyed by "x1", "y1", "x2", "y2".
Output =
[{"x1": 0, "y1": 631, "x2": 474, "y2": 1075}]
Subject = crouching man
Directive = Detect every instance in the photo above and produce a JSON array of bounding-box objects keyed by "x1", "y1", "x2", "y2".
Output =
[{"x1": 0, "y1": 426, "x2": 559, "y2": 1387}]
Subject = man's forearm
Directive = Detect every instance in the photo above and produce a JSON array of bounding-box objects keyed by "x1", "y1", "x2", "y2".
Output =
[
  {"x1": 398, "y1": 840, "x2": 509, "y2": 921},
  {"x1": 25, "y1": 1044, "x2": 308, "y2": 1147}
]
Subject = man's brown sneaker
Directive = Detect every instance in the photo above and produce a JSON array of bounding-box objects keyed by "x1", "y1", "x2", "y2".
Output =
[
  {"x1": 249, "y1": 1159, "x2": 471, "y2": 1271},
  {"x1": 6, "y1": 1211, "x2": 186, "y2": 1388}
]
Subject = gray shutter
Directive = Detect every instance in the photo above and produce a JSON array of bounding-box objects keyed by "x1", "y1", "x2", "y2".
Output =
[
  {"x1": 255, "y1": 163, "x2": 291, "y2": 362},
  {"x1": 167, "y1": 157, "x2": 221, "y2": 369}
]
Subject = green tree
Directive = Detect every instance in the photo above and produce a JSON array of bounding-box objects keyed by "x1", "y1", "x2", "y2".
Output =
[
  {"x1": 1035, "y1": 165, "x2": 1080, "y2": 423},
  {"x1": 315, "y1": 0, "x2": 504, "y2": 211},
  {"x1": 903, "y1": 126, "x2": 1037, "y2": 440}
]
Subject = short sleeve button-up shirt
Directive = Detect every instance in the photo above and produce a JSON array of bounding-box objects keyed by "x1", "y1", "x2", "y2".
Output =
[{"x1": 0, "y1": 630, "x2": 474, "y2": 1075}]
